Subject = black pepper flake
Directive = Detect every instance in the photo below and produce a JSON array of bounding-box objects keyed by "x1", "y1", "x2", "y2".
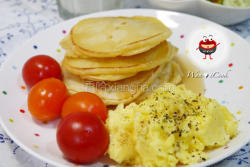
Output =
[
  {"x1": 196, "y1": 127, "x2": 199, "y2": 131},
  {"x1": 202, "y1": 158, "x2": 206, "y2": 161},
  {"x1": 197, "y1": 106, "x2": 200, "y2": 109},
  {"x1": 152, "y1": 109, "x2": 157, "y2": 113},
  {"x1": 188, "y1": 123, "x2": 192, "y2": 128},
  {"x1": 192, "y1": 100, "x2": 198, "y2": 102},
  {"x1": 184, "y1": 99, "x2": 190, "y2": 105},
  {"x1": 171, "y1": 130, "x2": 177, "y2": 134},
  {"x1": 183, "y1": 114, "x2": 187, "y2": 118},
  {"x1": 179, "y1": 132, "x2": 182, "y2": 137},
  {"x1": 161, "y1": 126, "x2": 164, "y2": 129}
]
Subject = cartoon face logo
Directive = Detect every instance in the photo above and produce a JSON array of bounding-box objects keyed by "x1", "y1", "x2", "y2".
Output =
[{"x1": 197, "y1": 35, "x2": 220, "y2": 60}]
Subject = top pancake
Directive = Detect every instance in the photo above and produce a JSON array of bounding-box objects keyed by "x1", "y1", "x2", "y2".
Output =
[{"x1": 69, "y1": 16, "x2": 171, "y2": 58}]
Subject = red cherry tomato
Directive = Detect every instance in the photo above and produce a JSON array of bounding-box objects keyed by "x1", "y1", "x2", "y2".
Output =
[
  {"x1": 61, "y1": 92, "x2": 107, "y2": 122},
  {"x1": 28, "y1": 78, "x2": 68, "y2": 121},
  {"x1": 22, "y1": 55, "x2": 62, "y2": 89},
  {"x1": 57, "y1": 112, "x2": 109, "y2": 164}
]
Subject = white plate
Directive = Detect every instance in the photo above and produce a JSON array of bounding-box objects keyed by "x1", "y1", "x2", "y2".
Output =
[
  {"x1": 0, "y1": 9, "x2": 250, "y2": 167},
  {"x1": 147, "y1": 0, "x2": 250, "y2": 25}
]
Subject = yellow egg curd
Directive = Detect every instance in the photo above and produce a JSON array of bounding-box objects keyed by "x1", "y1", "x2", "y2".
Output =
[{"x1": 106, "y1": 83, "x2": 238, "y2": 167}]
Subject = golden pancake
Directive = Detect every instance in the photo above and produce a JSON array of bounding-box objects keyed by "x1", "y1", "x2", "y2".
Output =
[
  {"x1": 80, "y1": 73, "x2": 137, "y2": 81},
  {"x1": 135, "y1": 60, "x2": 183, "y2": 103},
  {"x1": 168, "y1": 60, "x2": 184, "y2": 84},
  {"x1": 60, "y1": 35, "x2": 86, "y2": 58},
  {"x1": 69, "y1": 16, "x2": 171, "y2": 58},
  {"x1": 62, "y1": 41, "x2": 177, "y2": 75},
  {"x1": 62, "y1": 65, "x2": 165, "y2": 105},
  {"x1": 64, "y1": 41, "x2": 171, "y2": 68}
]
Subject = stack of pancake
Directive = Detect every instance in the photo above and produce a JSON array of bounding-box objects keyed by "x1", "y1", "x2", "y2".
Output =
[{"x1": 61, "y1": 16, "x2": 183, "y2": 105}]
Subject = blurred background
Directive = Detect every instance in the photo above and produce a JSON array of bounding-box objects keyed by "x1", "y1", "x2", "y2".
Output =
[{"x1": 57, "y1": 0, "x2": 250, "y2": 25}]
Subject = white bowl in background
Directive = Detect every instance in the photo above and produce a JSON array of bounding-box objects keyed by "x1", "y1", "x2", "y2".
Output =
[{"x1": 148, "y1": 0, "x2": 250, "y2": 25}]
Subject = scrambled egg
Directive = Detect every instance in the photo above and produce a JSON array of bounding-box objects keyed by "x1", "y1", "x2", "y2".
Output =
[{"x1": 106, "y1": 83, "x2": 238, "y2": 167}]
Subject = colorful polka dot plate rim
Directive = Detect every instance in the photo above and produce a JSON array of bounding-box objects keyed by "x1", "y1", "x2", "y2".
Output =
[{"x1": 0, "y1": 9, "x2": 250, "y2": 167}]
